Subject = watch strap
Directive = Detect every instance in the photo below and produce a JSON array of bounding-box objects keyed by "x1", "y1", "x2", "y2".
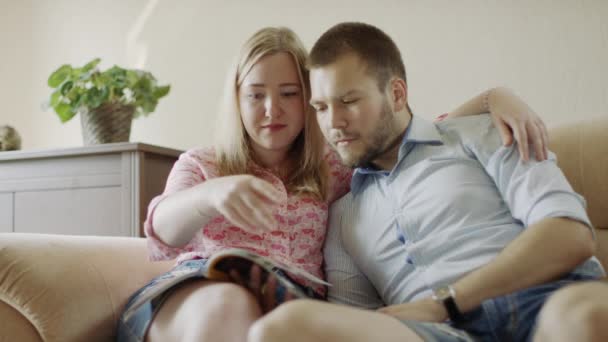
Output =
[{"x1": 443, "y1": 293, "x2": 464, "y2": 322}]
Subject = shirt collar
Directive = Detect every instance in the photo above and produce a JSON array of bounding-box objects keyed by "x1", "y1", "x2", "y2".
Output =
[{"x1": 350, "y1": 115, "x2": 444, "y2": 194}]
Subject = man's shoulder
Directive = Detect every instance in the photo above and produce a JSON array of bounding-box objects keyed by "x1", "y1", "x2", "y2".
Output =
[
  {"x1": 330, "y1": 191, "x2": 354, "y2": 214},
  {"x1": 435, "y1": 114, "x2": 494, "y2": 137},
  {"x1": 328, "y1": 191, "x2": 355, "y2": 235},
  {"x1": 435, "y1": 114, "x2": 501, "y2": 150}
]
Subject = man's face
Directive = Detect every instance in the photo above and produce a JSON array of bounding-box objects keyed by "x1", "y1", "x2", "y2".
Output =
[{"x1": 310, "y1": 54, "x2": 398, "y2": 168}]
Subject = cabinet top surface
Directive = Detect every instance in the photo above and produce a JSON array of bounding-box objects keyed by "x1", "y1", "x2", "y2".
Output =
[{"x1": 0, "y1": 142, "x2": 183, "y2": 162}]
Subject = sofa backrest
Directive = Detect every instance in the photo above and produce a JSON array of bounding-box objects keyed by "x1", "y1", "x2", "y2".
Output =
[{"x1": 549, "y1": 117, "x2": 608, "y2": 270}]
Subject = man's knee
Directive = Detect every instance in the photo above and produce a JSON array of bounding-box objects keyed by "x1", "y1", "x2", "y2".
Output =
[{"x1": 248, "y1": 300, "x2": 320, "y2": 342}]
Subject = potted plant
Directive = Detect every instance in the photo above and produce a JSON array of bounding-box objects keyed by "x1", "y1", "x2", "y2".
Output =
[{"x1": 47, "y1": 58, "x2": 170, "y2": 145}]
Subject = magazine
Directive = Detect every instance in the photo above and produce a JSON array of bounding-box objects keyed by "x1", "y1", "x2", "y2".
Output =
[{"x1": 122, "y1": 248, "x2": 330, "y2": 321}]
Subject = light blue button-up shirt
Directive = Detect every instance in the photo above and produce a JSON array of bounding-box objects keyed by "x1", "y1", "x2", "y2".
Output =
[{"x1": 324, "y1": 114, "x2": 604, "y2": 309}]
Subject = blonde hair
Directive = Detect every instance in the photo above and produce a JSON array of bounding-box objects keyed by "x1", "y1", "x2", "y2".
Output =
[{"x1": 214, "y1": 27, "x2": 328, "y2": 200}]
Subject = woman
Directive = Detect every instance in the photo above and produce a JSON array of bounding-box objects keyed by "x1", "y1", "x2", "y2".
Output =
[
  {"x1": 534, "y1": 281, "x2": 608, "y2": 341},
  {"x1": 117, "y1": 26, "x2": 548, "y2": 342}
]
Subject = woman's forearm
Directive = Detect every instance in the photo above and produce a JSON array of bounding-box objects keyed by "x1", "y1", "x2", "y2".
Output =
[
  {"x1": 447, "y1": 86, "x2": 528, "y2": 119},
  {"x1": 152, "y1": 182, "x2": 218, "y2": 248},
  {"x1": 446, "y1": 88, "x2": 492, "y2": 118}
]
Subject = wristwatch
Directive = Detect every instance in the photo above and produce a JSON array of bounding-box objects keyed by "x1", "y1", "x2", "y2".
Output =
[{"x1": 431, "y1": 285, "x2": 464, "y2": 322}]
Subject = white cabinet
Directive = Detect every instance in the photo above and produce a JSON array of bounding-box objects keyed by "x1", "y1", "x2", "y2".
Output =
[
  {"x1": 0, "y1": 193, "x2": 12, "y2": 233},
  {"x1": 0, "y1": 143, "x2": 181, "y2": 237}
]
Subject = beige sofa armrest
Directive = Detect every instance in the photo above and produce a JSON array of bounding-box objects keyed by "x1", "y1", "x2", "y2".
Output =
[
  {"x1": 0, "y1": 233, "x2": 173, "y2": 342},
  {"x1": 549, "y1": 117, "x2": 608, "y2": 269}
]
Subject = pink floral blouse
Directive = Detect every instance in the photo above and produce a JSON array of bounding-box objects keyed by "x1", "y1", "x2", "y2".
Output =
[{"x1": 144, "y1": 146, "x2": 352, "y2": 294}]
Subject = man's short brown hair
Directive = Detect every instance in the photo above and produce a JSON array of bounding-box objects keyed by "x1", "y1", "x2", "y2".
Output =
[{"x1": 309, "y1": 22, "x2": 407, "y2": 91}]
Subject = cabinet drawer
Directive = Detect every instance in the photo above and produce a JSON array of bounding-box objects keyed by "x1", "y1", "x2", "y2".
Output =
[
  {"x1": 0, "y1": 154, "x2": 122, "y2": 192},
  {"x1": 0, "y1": 193, "x2": 12, "y2": 232},
  {"x1": 14, "y1": 187, "x2": 127, "y2": 236}
]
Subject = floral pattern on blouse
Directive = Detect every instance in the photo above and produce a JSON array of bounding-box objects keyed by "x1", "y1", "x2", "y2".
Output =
[{"x1": 144, "y1": 145, "x2": 352, "y2": 294}]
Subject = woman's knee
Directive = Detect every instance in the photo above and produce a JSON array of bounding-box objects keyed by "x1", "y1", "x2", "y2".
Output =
[
  {"x1": 537, "y1": 281, "x2": 608, "y2": 341},
  {"x1": 148, "y1": 281, "x2": 261, "y2": 341},
  {"x1": 542, "y1": 282, "x2": 608, "y2": 320},
  {"x1": 193, "y1": 282, "x2": 262, "y2": 318}
]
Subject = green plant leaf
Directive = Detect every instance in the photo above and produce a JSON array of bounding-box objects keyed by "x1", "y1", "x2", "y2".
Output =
[
  {"x1": 48, "y1": 65, "x2": 72, "y2": 88},
  {"x1": 87, "y1": 87, "x2": 110, "y2": 108},
  {"x1": 75, "y1": 93, "x2": 88, "y2": 108},
  {"x1": 70, "y1": 67, "x2": 84, "y2": 82},
  {"x1": 142, "y1": 98, "x2": 157, "y2": 114},
  {"x1": 83, "y1": 58, "x2": 101, "y2": 72},
  {"x1": 65, "y1": 86, "x2": 83, "y2": 105},
  {"x1": 46, "y1": 58, "x2": 171, "y2": 121},
  {"x1": 50, "y1": 91, "x2": 62, "y2": 107},
  {"x1": 134, "y1": 76, "x2": 152, "y2": 93},
  {"x1": 126, "y1": 70, "x2": 138, "y2": 87},
  {"x1": 60, "y1": 81, "x2": 74, "y2": 96},
  {"x1": 153, "y1": 85, "x2": 170, "y2": 99},
  {"x1": 94, "y1": 73, "x2": 110, "y2": 91},
  {"x1": 54, "y1": 103, "x2": 76, "y2": 123}
]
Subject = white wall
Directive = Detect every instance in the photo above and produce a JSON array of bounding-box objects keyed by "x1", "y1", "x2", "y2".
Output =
[{"x1": 1, "y1": 0, "x2": 607, "y2": 151}]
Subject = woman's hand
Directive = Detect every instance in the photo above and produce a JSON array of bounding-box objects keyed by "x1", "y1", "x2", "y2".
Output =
[
  {"x1": 445, "y1": 87, "x2": 549, "y2": 162},
  {"x1": 205, "y1": 175, "x2": 282, "y2": 232},
  {"x1": 487, "y1": 87, "x2": 549, "y2": 161}
]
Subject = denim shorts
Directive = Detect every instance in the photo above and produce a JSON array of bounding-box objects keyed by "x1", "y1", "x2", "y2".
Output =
[
  {"x1": 399, "y1": 272, "x2": 602, "y2": 342},
  {"x1": 116, "y1": 259, "x2": 322, "y2": 342}
]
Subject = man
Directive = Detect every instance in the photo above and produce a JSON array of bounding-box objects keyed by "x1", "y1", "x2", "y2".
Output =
[{"x1": 247, "y1": 22, "x2": 605, "y2": 342}]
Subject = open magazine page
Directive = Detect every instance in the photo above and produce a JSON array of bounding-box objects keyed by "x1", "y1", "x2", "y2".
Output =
[
  {"x1": 209, "y1": 248, "x2": 331, "y2": 286},
  {"x1": 122, "y1": 248, "x2": 329, "y2": 321}
]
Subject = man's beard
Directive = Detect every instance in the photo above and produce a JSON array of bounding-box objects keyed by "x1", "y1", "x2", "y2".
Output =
[{"x1": 338, "y1": 100, "x2": 400, "y2": 169}]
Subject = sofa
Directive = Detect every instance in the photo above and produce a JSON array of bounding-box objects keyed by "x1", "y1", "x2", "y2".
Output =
[{"x1": 1, "y1": 117, "x2": 607, "y2": 341}]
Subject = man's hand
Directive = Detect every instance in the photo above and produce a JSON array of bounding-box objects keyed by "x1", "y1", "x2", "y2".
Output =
[{"x1": 377, "y1": 298, "x2": 448, "y2": 323}]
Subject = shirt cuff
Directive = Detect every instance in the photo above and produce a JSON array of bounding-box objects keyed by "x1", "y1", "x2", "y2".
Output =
[{"x1": 526, "y1": 192, "x2": 595, "y2": 237}]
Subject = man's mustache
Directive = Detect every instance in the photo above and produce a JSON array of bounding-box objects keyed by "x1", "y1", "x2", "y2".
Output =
[{"x1": 330, "y1": 131, "x2": 360, "y2": 142}]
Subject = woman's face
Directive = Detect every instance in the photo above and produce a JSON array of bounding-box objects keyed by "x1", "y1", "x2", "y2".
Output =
[{"x1": 238, "y1": 52, "x2": 305, "y2": 161}]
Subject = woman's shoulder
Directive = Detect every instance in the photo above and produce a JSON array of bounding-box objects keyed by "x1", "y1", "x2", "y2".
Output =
[
  {"x1": 179, "y1": 146, "x2": 219, "y2": 179},
  {"x1": 181, "y1": 146, "x2": 216, "y2": 163},
  {"x1": 323, "y1": 144, "x2": 347, "y2": 172},
  {"x1": 323, "y1": 144, "x2": 339, "y2": 166},
  {"x1": 322, "y1": 144, "x2": 353, "y2": 202}
]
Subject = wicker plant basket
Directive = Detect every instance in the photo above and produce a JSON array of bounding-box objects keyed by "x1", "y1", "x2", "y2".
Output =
[{"x1": 80, "y1": 103, "x2": 135, "y2": 145}]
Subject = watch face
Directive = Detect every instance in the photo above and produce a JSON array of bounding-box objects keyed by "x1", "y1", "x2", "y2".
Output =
[{"x1": 433, "y1": 286, "x2": 451, "y2": 301}]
